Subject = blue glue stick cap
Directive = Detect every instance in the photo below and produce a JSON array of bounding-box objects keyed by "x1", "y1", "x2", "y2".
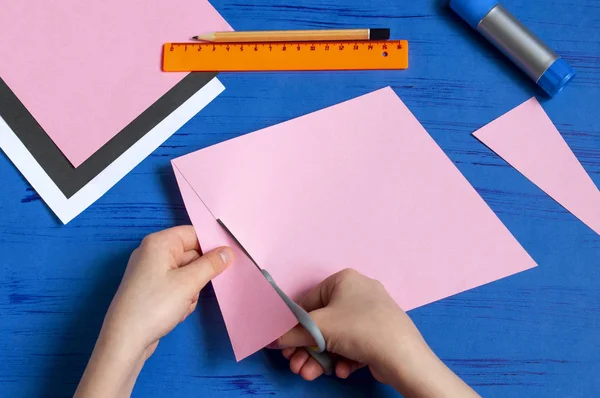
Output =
[
  {"x1": 449, "y1": 0, "x2": 499, "y2": 28},
  {"x1": 537, "y1": 58, "x2": 576, "y2": 97},
  {"x1": 450, "y1": 0, "x2": 576, "y2": 96}
]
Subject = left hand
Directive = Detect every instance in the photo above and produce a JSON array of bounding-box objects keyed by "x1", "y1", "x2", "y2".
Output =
[
  {"x1": 75, "y1": 225, "x2": 233, "y2": 398},
  {"x1": 101, "y1": 225, "x2": 234, "y2": 358}
]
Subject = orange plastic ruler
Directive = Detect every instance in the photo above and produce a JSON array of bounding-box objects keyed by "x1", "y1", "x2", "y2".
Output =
[{"x1": 162, "y1": 40, "x2": 408, "y2": 72}]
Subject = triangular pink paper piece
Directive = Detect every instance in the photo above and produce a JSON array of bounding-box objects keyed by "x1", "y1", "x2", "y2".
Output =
[
  {"x1": 172, "y1": 164, "x2": 298, "y2": 361},
  {"x1": 473, "y1": 98, "x2": 600, "y2": 235}
]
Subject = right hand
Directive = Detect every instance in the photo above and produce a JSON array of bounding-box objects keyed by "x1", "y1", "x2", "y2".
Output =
[
  {"x1": 270, "y1": 268, "x2": 427, "y2": 382},
  {"x1": 270, "y1": 269, "x2": 480, "y2": 397}
]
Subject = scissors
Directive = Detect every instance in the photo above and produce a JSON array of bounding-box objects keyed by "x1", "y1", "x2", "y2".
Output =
[{"x1": 217, "y1": 219, "x2": 334, "y2": 375}]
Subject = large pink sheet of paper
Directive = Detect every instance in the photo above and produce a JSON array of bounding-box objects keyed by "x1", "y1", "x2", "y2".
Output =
[
  {"x1": 172, "y1": 87, "x2": 537, "y2": 361},
  {"x1": 0, "y1": 0, "x2": 230, "y2": 167},
  {"x1": 473, "y1": 98, "x2": 600, "y2": 235}
]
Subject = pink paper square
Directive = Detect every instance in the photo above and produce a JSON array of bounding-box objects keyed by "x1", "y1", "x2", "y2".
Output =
[
  {"x1": 173, "y1": 87, "x2": 537, "y2": 360},
  {"x1": 0, "y1": 0, "x2": 230, "y2": 167}
]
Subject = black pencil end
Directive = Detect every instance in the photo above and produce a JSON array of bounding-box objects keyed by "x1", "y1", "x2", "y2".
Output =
[
  {"x1": 370, "y1": 28, "x2": 390, "y2": 40},
  {"x1": 191, "y1": 36, "x2": 199, "y2": 40}
]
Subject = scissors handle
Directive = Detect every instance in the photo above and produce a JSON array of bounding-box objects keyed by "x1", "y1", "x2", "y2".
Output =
[
  {"x1": 261, "y1": 270, "x2": 334, "y2": 375},
  {"x1": 306, "y1": 347, "x2": 335, "y2": 376}
]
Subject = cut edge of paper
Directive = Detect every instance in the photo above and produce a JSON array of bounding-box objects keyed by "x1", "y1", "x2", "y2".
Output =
[
  {"x1": 472, "y1": 97, "x2": 600, "y2": 235},
  {"x1": 0, "y1": 77, "x2": 225, "y2": 224},
  {"x1": 172, "y1": 162, "x2": 299, "y2": 361}
]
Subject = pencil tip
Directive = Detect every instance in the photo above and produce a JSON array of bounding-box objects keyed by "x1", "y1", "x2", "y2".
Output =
[{"x1": 192, "y1": 33, "x2": 215, "y2": 42}]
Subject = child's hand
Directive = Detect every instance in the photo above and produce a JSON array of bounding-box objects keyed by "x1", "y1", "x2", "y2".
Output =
[
  {"x1": 101, "y1": 225, "x2": 234, "y2": 358},
  {"x1": 75, "y1": 226, "x2": 233, "y2": 398},
  {"x1": 271, "y1": 269, "x2": 480, "y2": 397}
]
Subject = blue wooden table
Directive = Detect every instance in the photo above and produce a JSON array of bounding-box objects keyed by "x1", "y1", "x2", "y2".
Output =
[{"x1": 1, "y1": 0, "x2": 599, "y2": 396}]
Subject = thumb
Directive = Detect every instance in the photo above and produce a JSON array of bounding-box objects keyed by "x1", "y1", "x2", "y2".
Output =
[
  {"x1": 177, "y1": 246, "x2": 234, "y2": 292},
  {"x1": 268, "y1": 308, "x2": 330, "y2": 349}
]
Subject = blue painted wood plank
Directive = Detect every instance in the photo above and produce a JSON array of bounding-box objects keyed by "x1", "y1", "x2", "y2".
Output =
[{"x1": 0, "y1": 0, "x2": 598, "y2": 397}]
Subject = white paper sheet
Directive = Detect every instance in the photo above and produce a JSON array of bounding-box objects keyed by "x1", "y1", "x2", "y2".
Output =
[{"x1": 0, "y1": 77, "x2": 224, "y2": 224}]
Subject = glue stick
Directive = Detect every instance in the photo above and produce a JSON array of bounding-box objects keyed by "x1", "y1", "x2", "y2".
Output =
[{"x1": 450, "y1": 0, "x2": 575, "y2": 96}]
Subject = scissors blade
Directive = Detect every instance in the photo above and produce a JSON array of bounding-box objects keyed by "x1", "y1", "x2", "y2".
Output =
[
  {"x1": 216, "y1": 219, "x2": 262, "y2": 271},
  {"x1": 216, "y1": 219, "x2": 334, "y2": 374}
]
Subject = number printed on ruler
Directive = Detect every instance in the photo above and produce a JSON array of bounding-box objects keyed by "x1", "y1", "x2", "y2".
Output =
[{"x1": 162, "y1": 41, "x2": 408, "y2": 72}]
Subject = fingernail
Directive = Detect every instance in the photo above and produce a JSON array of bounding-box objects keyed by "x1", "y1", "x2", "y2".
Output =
[
  {"x1": 219, "y1": 248, "x2": 232, "y2": 264},
  {"x1": 266, "y1": 340, "x2": 280, "y2": 349}
]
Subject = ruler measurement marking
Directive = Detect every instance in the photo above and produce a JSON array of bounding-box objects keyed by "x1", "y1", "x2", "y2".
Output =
[{"x1": 168, "y1": 42, "x2": 401, "y2": 51}]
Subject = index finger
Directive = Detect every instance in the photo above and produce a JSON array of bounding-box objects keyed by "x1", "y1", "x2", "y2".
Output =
[
  {"x1": 164, "y1": 225, "x2": 201, "y2": 252},
  {"x1": 141, "y1": 225, "x2": 200, "y2": 262}
]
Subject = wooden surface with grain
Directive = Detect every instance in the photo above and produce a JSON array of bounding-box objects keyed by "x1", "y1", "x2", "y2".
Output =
[{"x1": 1, "y1": 0, "x2": 599, "y2": 397}]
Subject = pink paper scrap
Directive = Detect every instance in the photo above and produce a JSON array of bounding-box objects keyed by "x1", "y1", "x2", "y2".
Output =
[{"x1": 473, "y1": 98, "x2": 600, "y2": 235}]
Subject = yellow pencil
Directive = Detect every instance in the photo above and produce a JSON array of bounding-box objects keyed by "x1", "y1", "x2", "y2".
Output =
[{"x1": 192, "y1": 28, "x2": 390, "y2": 43}]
